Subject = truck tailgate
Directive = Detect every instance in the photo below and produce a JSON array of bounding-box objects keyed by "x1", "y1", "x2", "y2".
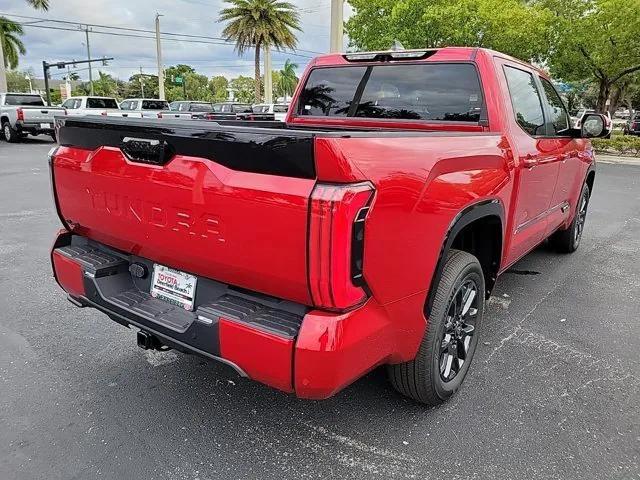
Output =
[
  {"x1": 52, "y1": 117, "x2": 316, "y2": 305},
  {"x1": 22, "y1": 106, "x2": 62, "y2": 123}
]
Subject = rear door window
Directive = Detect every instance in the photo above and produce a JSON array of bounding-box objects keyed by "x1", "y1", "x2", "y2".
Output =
[
  {"x1": 141, "y1": 100, "x2": 169, "y2": 110},
  {"x1": 4, "y1": 94, "x2": 45, "y2": 106},
  {"x1": 297, "y1": 63, "x2": 483, "y2": 121},
  {"x1": 87, "y1": 97, "x2": 118, "y2": 109},
  {"x1": 503, "y1": 66, "x2": 546, "y2": 136},
  {"x1": 189, "y1": 103, "x2": 213, "y2": 112}
]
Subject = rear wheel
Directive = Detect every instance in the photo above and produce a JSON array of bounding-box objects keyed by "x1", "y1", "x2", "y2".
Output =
[
  {"x1": 387, "y1": 249, "x2": 484, "y2": 406},
  {"x1": 551, "y1": 183, "x2": 590, "y2": 253},
  {"x1": 2, "y1": 122, "x2": 19, "y2": 143}
]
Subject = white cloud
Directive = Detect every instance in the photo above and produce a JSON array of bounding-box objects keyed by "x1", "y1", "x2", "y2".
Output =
[{"x1": 2, "y1": 0, "x2": 349, "y2": 82}]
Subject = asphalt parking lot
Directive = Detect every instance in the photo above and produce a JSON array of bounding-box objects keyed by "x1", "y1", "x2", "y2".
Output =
[{"x1": 1, "y1": 137, "x2": 639, "y2": 480}]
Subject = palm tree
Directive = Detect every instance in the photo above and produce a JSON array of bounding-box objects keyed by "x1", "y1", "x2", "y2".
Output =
[
  {"x1": 25, "y1": 0, "x2": 50, "y2": 9},
  {"x1": 277, "y1": 59, "x2": 298, "y2": 100},
  {"x1": 219, "y1": 0, "x2": 300, "y2": 102},
  {"x1": 0, "y1": 18, "x2": 26, "y2": 69},
  {"x1": 0, "y1": 0, "x2": 49, "y2": 89}
]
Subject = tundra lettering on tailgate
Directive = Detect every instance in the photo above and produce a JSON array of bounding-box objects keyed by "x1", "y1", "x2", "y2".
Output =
[{"x1": 86, "y1": 188, "x2": 225, "y2": 242}]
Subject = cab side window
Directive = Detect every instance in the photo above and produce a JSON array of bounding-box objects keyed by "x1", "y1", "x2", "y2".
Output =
[
  {"x1": 540, "y1": 78, "x2": 570, "y2": 134},
  {"x1": 504, "y1": 66, "x2": 546, "y2": 136}
]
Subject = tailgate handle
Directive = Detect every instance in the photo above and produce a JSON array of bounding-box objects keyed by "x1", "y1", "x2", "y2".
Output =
[{"x1": 121, "y1": 137, "x2": 174, "y2": 165}]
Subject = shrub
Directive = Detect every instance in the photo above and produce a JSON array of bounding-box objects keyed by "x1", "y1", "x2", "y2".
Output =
[{"x1": 591, "y1": 135, "x2": 640, "y2": 156}]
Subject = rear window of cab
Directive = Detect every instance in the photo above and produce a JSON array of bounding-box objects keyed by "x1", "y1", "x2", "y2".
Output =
[{"x1": 297, "y1": 63, "x2": 483, "y2": 122}]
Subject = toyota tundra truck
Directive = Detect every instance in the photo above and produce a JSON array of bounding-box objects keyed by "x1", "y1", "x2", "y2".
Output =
[
  {"x1": 49, "y1": 47, "x2": 608, "y2": 405},
  {"x1": 1, "y1": 93, "x2": 64, "y2": 142}
]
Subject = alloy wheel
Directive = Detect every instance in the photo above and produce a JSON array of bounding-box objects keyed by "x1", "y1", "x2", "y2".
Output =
[
  {"x1": 439, "y1": 279, "x2": 479, "y2": 382},
  {"x1": 574, "y1": 192, "x2": 589, "y2": 244}
]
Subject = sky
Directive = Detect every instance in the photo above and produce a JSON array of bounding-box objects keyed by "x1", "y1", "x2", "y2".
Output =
[{"x1": 0, "y1": 0, "x2": 352, "y2": 82}]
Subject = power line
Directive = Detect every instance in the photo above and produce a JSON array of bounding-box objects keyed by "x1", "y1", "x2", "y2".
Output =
[
  {"x1": 0, "y1": 12, "x2": 324, "y2": 56},
  {"x1": 17, "y1": 23, "x2": 317, "y2": 59}
]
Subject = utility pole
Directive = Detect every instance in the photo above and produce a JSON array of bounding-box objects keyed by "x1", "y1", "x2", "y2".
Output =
[
  {"x1": 264, "y1": 46, "x2": 273, "y2": 103},
  {"x1": 139, "y1": 66, "x2": 145, "y2": 97},
  {"x1": 155, "y1": 13, "x2": 165, "y2": 100},
  {"x1": 329, "y1": 0, "x2": 344, "y2": 53},
  {"x1": 0, "y1": 39, "x2": 7, "y2": 92},
  {"x1": 81, "y1": 25, "x2": 94, "y2": 95}
]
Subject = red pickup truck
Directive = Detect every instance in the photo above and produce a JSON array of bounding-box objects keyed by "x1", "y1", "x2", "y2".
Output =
[{"x1": 49, "y1": 47, "x2": 608, "y2": 405}]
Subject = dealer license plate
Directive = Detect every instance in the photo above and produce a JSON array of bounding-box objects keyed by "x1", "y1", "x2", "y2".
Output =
[{"x1": 150, "y1": 264, "x2": 197, "y2": 311}]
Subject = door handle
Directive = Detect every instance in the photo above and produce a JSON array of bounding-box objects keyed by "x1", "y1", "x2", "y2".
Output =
[
  {"x1": 522, "y1": 154, "x2": 537, "y2": 168},
  {"x1": 556, "y1": 153, "x2": 569, "y2": 162}
]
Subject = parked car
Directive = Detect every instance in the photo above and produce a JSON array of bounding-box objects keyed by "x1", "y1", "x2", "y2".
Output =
[
  {"x1": 623, "y1": 114, "x2": 640, "y2": 135},
  {"x1": 62, "y1": 96, "x2": 120, "y2": 117},
  {"x1": 0, "y1": 92, "x2": 64, "y2": 142},
  {"x1": 205, "y1": 102, "x2": 252, "y2": 120},
  {"x1": 252, "y1": 103, "x2": 289, "y2": 121},
  {"x1": 49, "y1": 47, "x2": 608, "y2": 406},
  {"x1": 118, "y1": 98, "x2": 170, "y2": 118},
  {"x1": 162, "y1": 101, "x2": 215, "y2": 120}
]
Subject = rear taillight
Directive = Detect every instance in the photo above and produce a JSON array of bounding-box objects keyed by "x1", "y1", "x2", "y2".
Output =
[
  {"x1": 308, "y1": 182, "x2": 374, "y2": 310},
  {"x1": 16, "y1": 108, "x2": 24, "y2": 121}
]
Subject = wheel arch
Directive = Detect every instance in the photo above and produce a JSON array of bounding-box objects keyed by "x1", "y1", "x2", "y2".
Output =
[
  {"x1": 585, "y1": 167, "x2": 595, "y2": 198},
  {"x1": 425, "y1": 199, "x2": 504, "y2": 316}
]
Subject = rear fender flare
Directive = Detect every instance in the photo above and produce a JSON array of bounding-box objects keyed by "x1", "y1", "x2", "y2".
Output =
[{"x1": 425, "y1": 199, "x2": 505, "y2": 316}]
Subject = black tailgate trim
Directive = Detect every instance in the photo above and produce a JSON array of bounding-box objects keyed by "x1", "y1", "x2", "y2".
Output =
[{"x1": 56, "y1": 116, "x2": 316, "y2": 179}]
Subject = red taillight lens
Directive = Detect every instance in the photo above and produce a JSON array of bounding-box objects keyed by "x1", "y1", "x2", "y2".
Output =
[
  {"x1": 308, "y1": 182, "x2": 374, "y2": 310},
  {"x1": 16, "y1": 108, "x2": 24, "y2": 121}
]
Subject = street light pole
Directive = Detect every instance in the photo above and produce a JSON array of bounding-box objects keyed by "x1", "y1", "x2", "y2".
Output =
[
  {"x1": 155, "y1": 13, "x2": 165, "y2": 100},
  {"x1": 329, "y1": 0, "x2": 344, "y2": 53}
]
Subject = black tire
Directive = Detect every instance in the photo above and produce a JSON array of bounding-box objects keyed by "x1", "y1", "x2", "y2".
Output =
[
  {"x1": 387, "y1": 249, "x2": 485, "y2": 406},
  {"x1": 551, "y1": 183, "x2": 590, "y2": 253},
  {"x1": 2, "y1": 121, "x2": 20, "y2": 143}
]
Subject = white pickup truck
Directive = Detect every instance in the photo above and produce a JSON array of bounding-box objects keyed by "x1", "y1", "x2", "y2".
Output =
[
  {"x1": 118, "y1": 98, "x2": 170, "y2": 118},
  {"x1": 1, "y1": 93, "x2": 64, "y2": 142},
  {"x1": 61, "y1": 96, "x2": 121, "y2": 117}
]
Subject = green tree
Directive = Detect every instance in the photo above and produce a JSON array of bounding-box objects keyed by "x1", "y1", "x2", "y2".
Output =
[
  {"x1": 126, "y1": 73, "x2": 159, "y2": 98},
  {"x1": 0, "y1": 18, "x2": 26, "y2": 69},
  {"x1": 539, "y1": 0, "x2": 640, "y2": 113},
  {"x1": 345, "y1": 0, "x2": 552, "y2": 62},
  {"x1": 6, "y1": 69, "x2": 30, "y2": 91},
  {"x1": 219, "y1": 0, "x2": 300, "y2": 102},
  {"x1": 230, "y1": 75, "x2": 256, "y2": 103},
  {"x1": 209, "y1": 75, "x2": 229, "y2": 101},
  {"x1": 275, "y1": 59, "x2": 298, "y2": 100},
  {"x1": 93, "y1": 71, "x2": 119, "y2": 97}
]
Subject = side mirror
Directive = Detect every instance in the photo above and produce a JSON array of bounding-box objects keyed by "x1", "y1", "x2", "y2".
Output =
[{"x1": 581, "y1": 113, "x2": 608, "y2": 138}]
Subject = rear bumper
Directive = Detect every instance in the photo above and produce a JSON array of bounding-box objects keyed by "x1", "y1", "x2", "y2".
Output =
[
  {"x1": 51, "y1": 232, "x2": 423, "y2": 399},
  {"x1": 17, "y1": 120, "x2": 54, "y2": 133}
]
